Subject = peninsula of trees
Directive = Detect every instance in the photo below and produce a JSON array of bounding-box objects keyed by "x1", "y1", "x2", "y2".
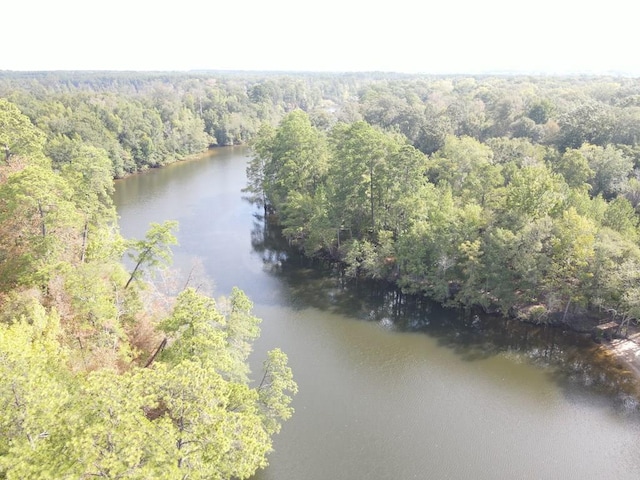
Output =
[{"x1": 240, "y1": 74, "x2": 640, "y2": 329}]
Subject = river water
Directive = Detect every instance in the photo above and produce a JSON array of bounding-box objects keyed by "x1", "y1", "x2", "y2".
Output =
[{"x1": 114, "y1": 147, "x2": 640, "y2": 480}]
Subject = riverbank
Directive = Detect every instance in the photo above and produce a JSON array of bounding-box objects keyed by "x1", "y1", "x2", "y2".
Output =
[
  {"x1": 112, "y1": 145, "x2": 246, "y2": 180},
  {"x1": 516, "y1": 311, "x2": 640, "y2": 387},
  {"x1": 604, "y1": 330, "x2": 640, "y2": 382}
]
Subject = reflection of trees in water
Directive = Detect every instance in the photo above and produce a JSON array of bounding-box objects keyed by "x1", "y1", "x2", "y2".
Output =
[
  {"x1": 250, "y1": 215, "x2": 640, "y2": 411},
  {"x1": 250, "y1": 213, "x2": 289, "y2": 270}
]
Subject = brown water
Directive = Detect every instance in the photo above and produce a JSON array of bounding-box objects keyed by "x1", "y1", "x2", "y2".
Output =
[{"x1": 114, "y1": 147, "x2": 640, "y2": 480}]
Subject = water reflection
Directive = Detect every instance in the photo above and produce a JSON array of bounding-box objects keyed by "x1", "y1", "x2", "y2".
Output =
[{"x1": 250, "y1": 214, "x2": 640, "y2": 414}]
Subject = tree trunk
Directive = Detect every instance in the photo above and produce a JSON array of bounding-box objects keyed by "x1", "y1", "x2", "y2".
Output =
[
  {"x1": 561, "y1": 298, "x2": 571, "y2": 323},
  {"x1": 125, "y1": 246, "x2": 152, "y2": 289},
  {"x1": 37, "y1": 201, "x2": 46, "y2": 238},
  {"x1": 80, "y1": 220, "x2": 88, "y2": 263},
  {"x1": 369, "y1": 163, "x2": 375, "y2": 235},
  {"x1": 125, "y1": 260, "x2": 142, "y2": 290},
  {"x1": 144, "y1": 337, "x2": 167, "y2": 367}
]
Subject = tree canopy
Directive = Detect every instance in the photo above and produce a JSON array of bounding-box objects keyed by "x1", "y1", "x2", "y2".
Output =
[
  {"x1": 0, "y1": 98, "x2": 297, "y2": 479},
  {"x1": 249, "y1": 105, "x2": 640, "y2": 328}
]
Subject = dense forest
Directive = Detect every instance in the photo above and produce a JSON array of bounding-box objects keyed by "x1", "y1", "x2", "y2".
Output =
[
  {"x1": 2, "y1": 70, "x2": 640, "y2": 476},
  {"x1": 0, "y1": 83, "x2": 297, "y2": 479},
  {"x1": 241, "y1": 74, "x2": 640, "y2": 330}
]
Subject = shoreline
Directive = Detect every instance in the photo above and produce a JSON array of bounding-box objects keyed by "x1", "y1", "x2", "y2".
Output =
[
  {"x1": 112, "y1": 144, "x2": 247, "y2": 181},
  {"x1": 603, "y1": 332, "x2": 640, "y2": 382}
]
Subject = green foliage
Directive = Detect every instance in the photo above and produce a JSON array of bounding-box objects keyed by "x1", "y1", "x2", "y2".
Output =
[
  {"x1": 257, "y1": 348, "x2": 298, "y2": 435},
  {"x1": 0, "y1": 287, "x2": 296, "y2": 479},
  {"x1": 603, "y1": 197, "x2": 639, "y2": 239},
  {"x1": 578, "y1": 144, "x2": 633, "y2": 199},
  {"x1": 125, "y1": 220, "x2": 178, "y2": 289},
  {"x1": 327, "y1": 121, "x2": 407, "y2": 239},
  {"x1": 429, "y1": 135, "x2": 503, "y2": 206},
  {"x1": 245, "y1": 123, "x2": 276, "y2": 212},
  {"x1": 264, "y1": 110, "x2": 328, "y2": 210},
  {"x1": 154, "y1": 287, "x2": 296, "y2": 477},
  {"x1": 0, "y1": 90, "x2": 296, "y2": 478},
  {"x1": 553, "y1": 148, "x2": 593, "y2": 189},
  {"x1": 503, "y1": 164, "x2": 567, "y2": 224},
  {"x1": 0, "y1": 99, "x2": 46, "y2": 164},
  {"x1": 250, "y1": 76, "x2": 640, "y2": 324},
  {"x1": 0, "y1": 164, "x2": 81, "y2": 289}
]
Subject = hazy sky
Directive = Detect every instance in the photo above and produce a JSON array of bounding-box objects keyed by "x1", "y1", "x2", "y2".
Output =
[{"x1": 3, "y1": 0, "x2": 638, "y2": 75}]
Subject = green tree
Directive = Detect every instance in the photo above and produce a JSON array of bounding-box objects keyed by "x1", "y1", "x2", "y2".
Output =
[
  {"x1": 579, "y1": 144, "x2": 633, "y2": 199},
  {"x1": 264, "y1": 110, "x2": 328, "y2": 211},
  {"x1": 245, "y1": 123, "x2": 276, "y2": 214},
  {"x1": 125, "y1": 221, "x2": 178, "y2": 289},
  {"x1": 553, "y1": 148, "x2": 593, "y2": 190},
  {"x1": 527, "y1": 98, "x2": 555, "y2": 125},
  {"x1": 503, "y1": 164, "x2": 567, "y2": 225},
  {"x1": 556, "y1": 101, "x2": 615, "y2": 150},
  {"x1": 546, "y1": 208, "x2": 597, "y2": 320},
  {"x1": 0, "y1": 287, "x2": 297, "y2": 480},
  {"x1": 0, "y1": 165, "x2": 81, "y2": 289},
  {"x1": 61, "y1": 144, "x2": 116, "y2": 262},
  {"x1": 154, "y1": 287, "x2": 297, "y2": 478},
  {"x1": 428, "y1": 135, "x2": 503, "y2": 207},
  {"x1": 328, "y1": 121, "x2": 395, "y2": 239},
  {"x1": 602, "y1": 197, "x2": 638, "y2": 239},
  {"x1": 0, "y1": 99, "x2": 46, "y2": 164},
  {"x1": 0, "y1": 307, "x2": 74, "y2": 479}
]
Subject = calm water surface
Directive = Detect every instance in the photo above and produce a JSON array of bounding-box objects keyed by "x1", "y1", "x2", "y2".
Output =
[{"x1": 114, "y1": 147, "x2": 640, "y2": 480}]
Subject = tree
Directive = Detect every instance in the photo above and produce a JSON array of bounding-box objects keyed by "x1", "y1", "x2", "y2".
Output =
[
  {"x1": 378, "y1": 144, "x2": 428, "y2": 236},
  {"x1": 61, "y1": 144, "x2": 116, "y2": 262},
  {"x1": 0, "y1": 99, "x2": 46, "y2": 164},
  {"x1": 527, "y1": 98, "x2": 554, "y2": 125},
  {"x1": 0, "y1": 164, "x2": 81, "y2": 290},
  {"x1": 546, "y1": 208, "x2": 597, "y2": 320},
  {"x1": 428, "y1": 135, "x2": 503, "y2": 207},
  {"x1": 153, "y1": 287, "x2": 297, "y2": 478},
  {"x1": 602, "y1": 197, "x2": 638, "y2": 240},
  {"x1": 245, "y1": 123, "x2": 275, "y2": 212},
  {"x1": 263, "y1": 110, "x2": 328, "y2": 211},
  {"x1": 125, "y1": 221, "x2": 178, "y2": 289},
  {"x1": 556, "y1": 101, "x2": 615, "y2": 150},
  {"x1": 552, "y1": 148, "x2": 593, "y2": 190},
  {"x1": 327, "y1": 121, "x2": 395, "y2": 239},
  {"x1": 503, "y1": 164, "x2": 567, "y2": 225},
  {"x1": 578, "y1": 144, "x2": 633, "y2": 199},
  {"x1": 0, "y1": 306, "x2": 74, "y2": 479},
  {"x1": 589, "y1": 230, "x2": 640, "y2": 334}
]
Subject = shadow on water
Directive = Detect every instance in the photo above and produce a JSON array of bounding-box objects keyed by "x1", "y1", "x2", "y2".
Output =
[{"x1": 251, "y1": 215, "x2": 640, "y2": 414}]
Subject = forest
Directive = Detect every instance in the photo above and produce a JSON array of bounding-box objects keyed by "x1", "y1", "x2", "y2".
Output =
[
  {"x1": 242, "y1": 74, "x2": 640, "y2": 330},
  {"x1": 0, "y1": 80, "x2": 297, "y2": 479},
  {"x1": 2, "y1": 70, "x2": 640, "y2": 476}
]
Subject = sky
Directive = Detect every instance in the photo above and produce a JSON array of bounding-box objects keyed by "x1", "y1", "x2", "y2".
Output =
[{"x1": 3, "y1": 0, "x2": 638, "y2": 75}]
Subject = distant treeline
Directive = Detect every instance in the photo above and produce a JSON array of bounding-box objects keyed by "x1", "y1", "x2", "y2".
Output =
[
  {"x1": 0, "y1": 70, "x2": 363, "y2": 176},
  {"x1": 3, "y1": 71, "x2": 640, "y2": 177}
]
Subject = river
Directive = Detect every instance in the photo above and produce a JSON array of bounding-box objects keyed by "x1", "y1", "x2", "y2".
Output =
[{"x1": 114, "y1": 147, "x2": 640, "y2": 480}]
